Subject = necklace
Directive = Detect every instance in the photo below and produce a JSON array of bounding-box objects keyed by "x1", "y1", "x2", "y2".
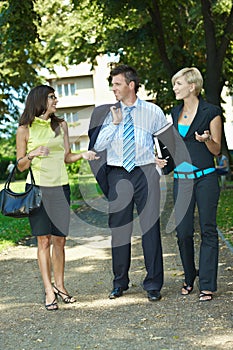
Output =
[{"x1": 184, "y1": 115, "x2": 188, "y2": 119}]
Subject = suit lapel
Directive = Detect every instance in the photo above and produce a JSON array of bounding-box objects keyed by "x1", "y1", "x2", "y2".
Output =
[
  {"x1": 185, "y1": 97, "x2": 205, "y2": 137},
  {"x1": 88, "y1": 102, "x2": 120, "y2": 149},
  {"x1": 173, "y1": 97, "x2": 206, "y2": 138}
]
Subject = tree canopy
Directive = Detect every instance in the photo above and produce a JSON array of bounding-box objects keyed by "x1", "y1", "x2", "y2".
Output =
[{"x1": 0, "y1": 0, "x2": 233, "y2": 142}]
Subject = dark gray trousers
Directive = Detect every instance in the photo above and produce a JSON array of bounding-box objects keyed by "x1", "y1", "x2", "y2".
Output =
[
  {"x1": 107, "y1": 164, "x2": 163, "y2": 292},
  {"x1": 174, "y1": 173, "x2": 220, "y2": 291}
]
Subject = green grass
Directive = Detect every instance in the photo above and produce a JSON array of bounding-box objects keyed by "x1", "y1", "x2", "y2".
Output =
[
  {"x1": 69, "y1": 174, "x2": 102, "y2": 202},
  {"x1": 217, "y1": 188, "x2": 233, "y2": 246},
  {"x1": 0, "y1": 216, "x2": 31, "y2": 252},
  {"x1": 0, "y1": 180, "x2": 32, "y2": 252},
  {"x1": 0, "y1": 175, "x2": 102, "y2": 253},
  {"x1": 0, "y1": 178, "x2": 233, "y2": 252}
]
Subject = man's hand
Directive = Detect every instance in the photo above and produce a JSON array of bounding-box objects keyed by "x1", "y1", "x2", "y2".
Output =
[
  {"x1": 110, "y1": 106, "x2": 123, "y2": 125},
  {"x1": 155, "y1": 156, "x2": 168, "y2": 168}
]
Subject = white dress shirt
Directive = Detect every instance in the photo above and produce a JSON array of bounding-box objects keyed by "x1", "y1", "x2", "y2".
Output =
[{"x1": 94, "y1": 98, "x2": 168, "y2": 167}]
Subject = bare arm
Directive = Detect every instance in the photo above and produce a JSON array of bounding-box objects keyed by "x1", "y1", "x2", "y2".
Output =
[
  {"x1": 195, "y1": 115, "x2": 222, "y2": 156},
  {"x1": 16, "y1": 125, "x2": 50, "y2": 171},
  {"x1": 62, "y1": 121, "x2": 99, "y2": 163}
]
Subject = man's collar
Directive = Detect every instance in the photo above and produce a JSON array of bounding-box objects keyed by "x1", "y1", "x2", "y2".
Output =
[{"x1": 120, "y1": 98, "x2": 139, "y2": 110}]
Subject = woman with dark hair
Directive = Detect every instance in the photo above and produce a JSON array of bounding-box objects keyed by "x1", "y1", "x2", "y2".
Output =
[{"x1": 16, "y1": 85, "x2": 98, "y2": 310}]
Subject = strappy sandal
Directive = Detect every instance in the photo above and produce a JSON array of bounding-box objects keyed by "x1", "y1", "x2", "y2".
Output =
[
  {"x1": 45, "y1": 297, "x2": 58, "y2": 311},
  {"x1": 53, "y1": 285, "x2": 76, "y2": 304},
  {"x1": 199, "y1": 292, "x2": 213, "y2": 302},
  {"x1": 181, "y1": 284, "x2": 193, "y2": 295}
]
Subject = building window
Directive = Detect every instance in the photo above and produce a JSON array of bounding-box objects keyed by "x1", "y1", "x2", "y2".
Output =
[
  {"x1": 57, "y1": 85, "x2": 62, "y2": 96},
  {"x1": 56, "y1": 76, "x2": 93, "y2": 97},
  {"x1": 70, "y1": 83, "x2": 76, "y2": 95},
  {"x1": 64, "y1": 112, "x2": 79, "y2": 123},
  {"x1": 71, "y1": 142, "x2": 80, "y2": 151},
  {"x1": 57, "y1": 83, "x2": 76, "y2": 97}
]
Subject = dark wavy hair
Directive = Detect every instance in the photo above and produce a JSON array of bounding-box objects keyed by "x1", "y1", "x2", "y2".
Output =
[
  {"x1": 19, "y1": 85, "x2": 63, "y2": 135},
  {"x1": 110, "y1": 64, "x2": 140, "y2": 93}
]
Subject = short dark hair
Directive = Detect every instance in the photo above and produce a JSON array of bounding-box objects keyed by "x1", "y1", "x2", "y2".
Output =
[{"x1": 110, "y1": 64, "x2": 140, "y2": 93}]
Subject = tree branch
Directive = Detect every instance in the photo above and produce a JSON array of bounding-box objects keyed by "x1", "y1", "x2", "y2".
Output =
[{"x1": 149, "y1": 0, "x2": 174, "y2": 75}]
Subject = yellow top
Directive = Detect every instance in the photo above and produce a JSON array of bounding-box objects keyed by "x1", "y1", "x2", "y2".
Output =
[{"x1": 26, "y1": 117, "x2": 69, "y2": 186}]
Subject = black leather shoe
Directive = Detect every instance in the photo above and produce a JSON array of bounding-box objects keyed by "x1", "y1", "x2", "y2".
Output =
[
  {"x1": 147, "y1": 290, "x2": 162, "y2": 302},
  {"x1": 109, "y1": 287, "x2": 127, "y2": 299}
]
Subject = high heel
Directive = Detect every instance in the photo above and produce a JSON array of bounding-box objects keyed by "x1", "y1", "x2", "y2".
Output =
[
  {"x1": 45, "y1": 294, "x2": 58, "y2": 311},
  {"x1": 53, "y1": 285, "x2": 76, "y2": 304}
]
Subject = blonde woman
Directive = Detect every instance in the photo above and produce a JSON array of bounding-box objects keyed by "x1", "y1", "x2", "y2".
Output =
[{"x1": 171, "y1": 67, "x2": 222, "y2": 302}]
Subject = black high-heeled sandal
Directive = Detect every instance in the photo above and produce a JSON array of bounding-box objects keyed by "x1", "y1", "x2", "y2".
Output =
[
  {"x1": 53, "y1": 285, "x2": 76, "y2": 304},
  {"x1": 45, "y1": 295, "x2": 58, "y2": 311}
]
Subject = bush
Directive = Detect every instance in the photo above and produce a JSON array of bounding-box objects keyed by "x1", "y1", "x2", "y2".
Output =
[
  {"x1": 0, "y1": 158, "x2": 29, "y2": 181},
  {"x1": 66, "y1": 157, "x2": 93, "y2": 176},
  {"x1": 0, "y1": 158, "x2": 16, "y2": 181}
]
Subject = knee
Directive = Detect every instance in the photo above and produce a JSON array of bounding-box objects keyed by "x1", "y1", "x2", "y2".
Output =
[
  {"x1": 52, "y1": 236, "x2": 66, "y2": 249},
  {"x1": 176, "y1": 230, "x2": 193, "y2": 243},
  {"x1": 201, "y1": 229, "x2": 219, "y2": 246},
  {"x1": 37, "y1": 235, "x2": 51, "y2": 250}
]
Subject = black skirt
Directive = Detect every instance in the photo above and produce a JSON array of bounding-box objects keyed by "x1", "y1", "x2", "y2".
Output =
[{"x1": 26, "y1": 184, "x2": 70, "y2": 237}]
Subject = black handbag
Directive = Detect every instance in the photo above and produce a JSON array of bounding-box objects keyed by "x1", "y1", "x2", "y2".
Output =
[{"x1": 0, "y1": 163, "x2": 42, "y2": 218}]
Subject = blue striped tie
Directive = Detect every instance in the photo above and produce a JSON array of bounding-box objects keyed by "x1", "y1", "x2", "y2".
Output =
[{"x1": 123, "y1": 106, "x2": 135, "y2": 172}]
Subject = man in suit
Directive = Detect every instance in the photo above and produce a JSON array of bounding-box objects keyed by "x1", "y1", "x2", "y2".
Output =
[{"x1": 88, "y1": 65, "x2": 168, "y2": 301}]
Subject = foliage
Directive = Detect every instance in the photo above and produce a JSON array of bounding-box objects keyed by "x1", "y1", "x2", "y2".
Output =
[
  {"x1": 0, "y1": 0, "x2": 44, "y2": 135},
  {"x1": 0, "y1": 0, "x2": 233, "y2": 144},
  {"x1": 65, "y1": 156, "x2": 93, "y2": 176},
  {"x1": 0, "y1": 135, "x2": 16, "y2": 158},
  {"x1": 64, "y1": 0, "x2": 233, "y2": 108}
]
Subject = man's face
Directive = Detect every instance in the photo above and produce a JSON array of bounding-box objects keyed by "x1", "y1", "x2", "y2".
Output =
[{"x1": 111, "y1": 74, "x2": 131, "y2": 102}]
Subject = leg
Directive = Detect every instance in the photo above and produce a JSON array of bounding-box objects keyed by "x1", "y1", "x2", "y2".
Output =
[
  {"x1": 52, "y1": 236, "x2": 76, "y2": 303},
  {"x1": 52, "y1": 236, "x2": 66, "y2": 290},
  {"x1": 174, "y1": 179, "x2": 197, "y2": 288},
  {"x1": 196, "y1": 174, "x2": 220, "y2": 297},
  {"x1": 37, "y1": 235, "x2": 57, "y2": 310},
  {"x1": 221, "y1": 175, "x2": 226, "y2": 189},
  {"x1": 134, "y1": 165, "x2": 163, "y2": 292},
  {"x1": 108, "y1": 167, "x2": 134, "y2": 290}
]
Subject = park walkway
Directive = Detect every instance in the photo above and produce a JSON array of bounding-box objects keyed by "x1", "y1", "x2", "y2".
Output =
[{"x1": 0, "y1": 177, "x2": 233, "y2": 350}]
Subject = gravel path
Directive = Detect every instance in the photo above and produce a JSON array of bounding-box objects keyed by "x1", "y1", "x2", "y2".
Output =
[{"x1": 0, "y1": 179, "x2": 233, "y2": 350}]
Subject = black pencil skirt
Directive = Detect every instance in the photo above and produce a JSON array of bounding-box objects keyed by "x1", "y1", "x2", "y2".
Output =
[{"x1": 27, "y1": 184, "x2": 71, "y2": 237}]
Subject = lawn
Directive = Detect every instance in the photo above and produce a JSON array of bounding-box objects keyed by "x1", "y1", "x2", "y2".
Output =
[
  {"x1": 217, "y1": 188, "x2": 233, "y2": 245},
  {"x1": 0, "y1": 178, "x2": 233, "y2": 252},
  {"x1": 0, "y1": 175, "x2": 101, "y2": 252}
]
